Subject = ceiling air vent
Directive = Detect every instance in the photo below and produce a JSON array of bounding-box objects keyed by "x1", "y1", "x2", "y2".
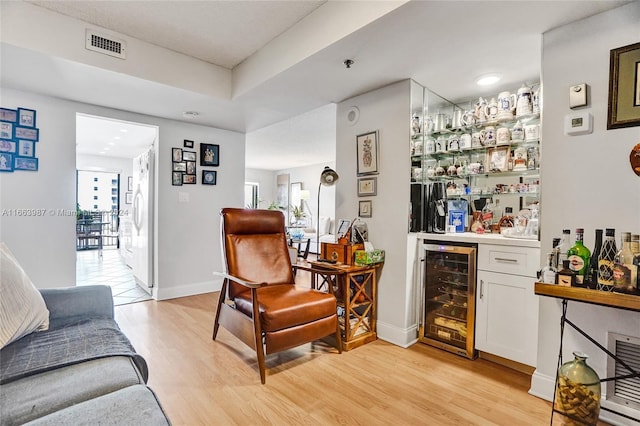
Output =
[{"x1": 85, "y1": 29, "x2": 126, "y2": 59}]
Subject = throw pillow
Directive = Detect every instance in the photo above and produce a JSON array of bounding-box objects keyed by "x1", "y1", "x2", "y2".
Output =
[{"x1": 0, "y1": 242, "x2": 49, "y2": 349}]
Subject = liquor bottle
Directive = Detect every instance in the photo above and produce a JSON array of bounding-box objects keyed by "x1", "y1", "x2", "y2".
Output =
[
  {"x1": 557, "y1": 229, "x2": 571, "y2": 267},
  {"x1": 567, "y1": 228, "x2": 590, "y2": 286},
  {"x1": 631, "y1": 234, "x2": 640, "y2": 255},
  {"x1": 587, "y1": 229, "x2": 603, "y2": 289},
  {"x1": 613, "y1": 232, "x2": 637, "y2": 294},
  {"x1": 552, "y1": 237, "x2": 561, "y2": 270},
  {"x1": 556, "y1": 260, "x2": 576, "y2": 287},
  {"x1": 597, "y1": 228, "x2": 617, "y2": 292},
  {"x1": 540, "y1": 253, "x2": 557, "y2": 284}
]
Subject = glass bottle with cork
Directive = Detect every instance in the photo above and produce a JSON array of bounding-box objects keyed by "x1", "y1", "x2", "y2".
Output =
[
  {"x1": 540, "y1": 253, "x2": 557, "y2": 284},
  {"x1": 567, "y1": 228, "x2": 590, "y2": 287},
  {"x1": 587, "y1": 229, "x2": 602, "y2": 290},
  {"x1": 613, "y1": 232, "x2": 638, "y2": 295}
]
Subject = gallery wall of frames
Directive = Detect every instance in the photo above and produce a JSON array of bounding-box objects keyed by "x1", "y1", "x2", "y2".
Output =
[
  {"x1": 171, "y1": 139, "x2": 219, "y2": 186},
  {"x1": 0, "y1": 106, "x2": 40, "y2": 172}
]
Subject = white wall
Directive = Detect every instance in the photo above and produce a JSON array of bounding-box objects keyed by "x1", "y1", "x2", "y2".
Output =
[
  {"x1": 531, "y1": 3, "x2": 640, "y2": 424},
  {"x1": 0, "y1": 88, "x2": 245, "y2": 299},
  {"x1": 245, "y1": 168, "x2": 275, "y2": 209},
  {"x1": 336, "y1": 80, "x2": 415, "y2": 346}
]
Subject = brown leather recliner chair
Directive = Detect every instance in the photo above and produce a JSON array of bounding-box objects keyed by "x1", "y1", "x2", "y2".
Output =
[{"x1": 212, "y1": 208, "x2": 341, "y2": 384}]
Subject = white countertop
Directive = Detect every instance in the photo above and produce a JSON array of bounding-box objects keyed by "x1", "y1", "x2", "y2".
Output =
[{"x1": 416, "y1": 232, "x2": 541, "y2": 248}]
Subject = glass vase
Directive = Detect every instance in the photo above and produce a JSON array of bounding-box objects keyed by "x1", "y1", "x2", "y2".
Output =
[{"x1": 555, "y1": 351, "x2": 601, "y2": 426}]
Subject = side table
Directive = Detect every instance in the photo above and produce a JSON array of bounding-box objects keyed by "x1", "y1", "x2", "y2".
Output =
[
  {"x1": 534, "y1": 283, "x2": 640, "y2": 425},
  {"x1": 308, "y1": 261, "x2": 382, "y2": 351}
]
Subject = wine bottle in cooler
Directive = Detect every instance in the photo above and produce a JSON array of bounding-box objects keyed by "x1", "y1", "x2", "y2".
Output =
[
  {"x1": 597, "y1": 228, "x2": 617, "y2": 292},
  {"x1": 567, "y1": 228, "x2": 590, "y2": 287},
  {"x1": 587, "y1": 229, "x2": 603, "y2": 289}
]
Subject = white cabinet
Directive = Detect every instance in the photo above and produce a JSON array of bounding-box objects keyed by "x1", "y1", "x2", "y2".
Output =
[{"x1": 475, "y1": 244, "x2": 539, "y2": 367}]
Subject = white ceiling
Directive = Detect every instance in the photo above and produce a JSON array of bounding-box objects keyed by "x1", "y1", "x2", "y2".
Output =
[{"x1": 2, "y1": 1, "x2": 631, "y2": 169}]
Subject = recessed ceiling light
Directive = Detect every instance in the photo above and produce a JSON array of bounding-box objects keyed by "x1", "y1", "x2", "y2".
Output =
[
  {"x1": 113, "y1": 136, "x2": 121, "y2": 140},
  {"x1": 108, "y1": 142, "x2": 115, "y2": 146},
  {"x1": 183, "y1": 111, "x2": 199, "y2": 119},
  {"x1": 120, "y1": 129, "x2": 128, "y2": 133},
  {"x1": 475, "y1": 74, "x2": 502, "y2": 86}
]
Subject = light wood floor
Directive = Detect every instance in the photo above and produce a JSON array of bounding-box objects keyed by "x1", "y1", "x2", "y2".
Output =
[{"x1": 114, "y1": 286, "x2": 560, "y2": 426}]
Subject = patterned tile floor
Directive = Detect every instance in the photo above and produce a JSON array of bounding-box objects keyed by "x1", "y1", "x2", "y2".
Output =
[{"x1": 76, "y1": 248, "x2": 152, "y2": 306}]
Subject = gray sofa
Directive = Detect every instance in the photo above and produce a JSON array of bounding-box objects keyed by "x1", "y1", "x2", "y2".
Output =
[{"x1": 0, "y1": 285, "x2": 170, "y2": 425}]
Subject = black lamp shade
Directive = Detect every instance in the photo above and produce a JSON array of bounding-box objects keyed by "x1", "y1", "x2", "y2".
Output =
[{"x1": 320, "y1": 166, "x2": 339, "y2": 186}]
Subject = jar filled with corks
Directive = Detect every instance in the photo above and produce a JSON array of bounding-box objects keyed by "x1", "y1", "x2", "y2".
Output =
[{"x1": 555, "y1": 351, "x2": 601, "y2": 426}]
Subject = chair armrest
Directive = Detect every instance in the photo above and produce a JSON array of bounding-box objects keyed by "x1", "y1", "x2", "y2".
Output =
[
  {"x1": 213, "y1": 271, "x2": 264, "y2": 289},
  {"x1": 40, "y1": 285, "x2": 114, "y2": 324}
]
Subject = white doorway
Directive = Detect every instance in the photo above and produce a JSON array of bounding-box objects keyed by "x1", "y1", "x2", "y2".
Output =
[{"x1": 75, "y1": 113, "x2": 158, "y2": 305}]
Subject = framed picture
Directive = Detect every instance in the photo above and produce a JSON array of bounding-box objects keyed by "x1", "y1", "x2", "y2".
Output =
[
  {"x1": 608, "y1": 42, "x2": 640, "y2": 129},
  {"x1": 357, "y1": 176, "x2": 377, "y2": 197},
  {"x1": 186, "y1": 161, "x2": 196, "y2": 175},
  {"x1": 183, "y1": 139, "x2": 194, "y2": 148},
  {"x1": 182, "y1": 150, "x2": 196, "y2": 162},
  {"x1": 172, "y1": 172, "x2": 183, "y2": 186},
  {"x1": 486, "y1": 146, "x2": 509, "y2": 172},
  {"x1": 200, "y1": 143, "x2": 219, "y2": 166},
  {"x1": 202, "y1": 170, "x2": 217, "y2": 185},
  {"x1": 0, "y1": 108, "x2": 17, "y2": 122},
  {"x1": 336, "y1": 219, "x2": 351, "y2": 238},
  {"x1": 14, "y1": 156, "x2": 38, "y2": 171},
  {"x1": 14, "y1": 126, "x2": 38, "y2": 141},
  {"x1": 17, "y1": 140, "x2": 35, "y2": 157},
  {"x1": 358, "y1": 200, "x2": 372, "y2": 218},
  {"x1": 0, "y1": 139, "x2": 17, "y2": 153},
  {"x1": 17, "y1": 108, "x2": 36, "y2": 128},
  {"x1": 172, "y1": 147, "x2": 182, "y2": 162},
  {"x1": 183, "y1": 174, "x2": 196, "y2": 184},
  {"x1": 127, "y1": 176, "x2": 133, "y2": 191},
  {"x1": 0, "y1": 153, "x2": 14, "y2": 172},
  {"x1": 0, "y1": 121, "x2": 14, "y2": 140},
  {"x1": 172, "y1": 161, "x2": 186, "y2": 172},
  {"x1": 356, "y1": 130, "x2": 379, "y2": 176},
  {"x1": 125, "y1": 192, "x2": 133, "y2": 204}
]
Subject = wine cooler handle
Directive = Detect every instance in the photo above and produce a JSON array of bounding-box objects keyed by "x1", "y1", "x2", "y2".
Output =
[{"x1": 480, "y1": 280, "x2": 484, "y2": 299}]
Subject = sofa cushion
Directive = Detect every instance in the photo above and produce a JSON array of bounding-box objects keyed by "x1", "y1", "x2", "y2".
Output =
[
  {"x1": 0, "y1": 242, "x2": 49, "y2": 349},
  {"x1": 24, "y1": 384, "x2": 171, "y2": 425},
  {"x1": 0, "y1": 356, "x2": 145, "y2": 425}
]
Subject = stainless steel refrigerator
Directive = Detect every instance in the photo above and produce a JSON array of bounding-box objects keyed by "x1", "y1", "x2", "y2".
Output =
[{"x1": 419, "y1": 242, "x2": 477, "y2": 359}]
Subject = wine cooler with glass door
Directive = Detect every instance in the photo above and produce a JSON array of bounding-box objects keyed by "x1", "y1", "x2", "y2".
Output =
[{"x1": 418, "y1": 242, "x2": 477, "y2": 359}]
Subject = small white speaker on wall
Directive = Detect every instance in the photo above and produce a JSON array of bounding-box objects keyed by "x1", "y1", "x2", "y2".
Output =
[{"x1": 346, "y1": 106, "x2": 360, "y2": 126}]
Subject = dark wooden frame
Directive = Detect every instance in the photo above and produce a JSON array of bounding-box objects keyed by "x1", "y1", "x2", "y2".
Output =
[{"x1": 608, "y1": 42, "x2": 640, "y2": 129}]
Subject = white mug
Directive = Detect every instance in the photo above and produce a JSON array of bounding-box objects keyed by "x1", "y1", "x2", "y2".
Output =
[
  {"x1": 471, "y1": 131, "x2": 482, "y2": 147},
  {"x1": 481, "y1": 126, "x2": 496, "y2": 146},
  {"x1": 425, "y1": 137, "x2": 435, "y2": 154},
  {"x1": 413, "y1": 140, "x2": 424, "y2": 155},
  {"x1": 497, "y1": 91, "x2": 516, "y2": 119},
  {"x1": 524, "y1": 124, "x2": 540, "y2": 141},
  {"x1": 496, "y1": 127, "x2": 510, "y2": 144},
  {"x1": 447, "y1": 134, "x2": 460, "y2": 151},
  {"x1": 459, "y1": 133, "x2": 472, "y2": 150},
  {"x1": 436, "y1": 136, "x2": 448, "y2": 153}
]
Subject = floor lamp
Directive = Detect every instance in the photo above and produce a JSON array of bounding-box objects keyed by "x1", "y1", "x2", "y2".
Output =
[{"x1": 317, "y1": 166, "x2": 339, "y2": 256}]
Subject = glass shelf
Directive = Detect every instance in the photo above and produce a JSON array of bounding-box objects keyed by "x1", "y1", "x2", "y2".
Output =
[{"x1": 425, "y1": 168, "x2": 540, "y2": 180}]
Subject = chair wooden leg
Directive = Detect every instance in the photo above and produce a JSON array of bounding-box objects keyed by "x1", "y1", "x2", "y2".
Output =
[
  {"x1": 335, "y1": 319, "x2": 343, "y2": 354},
  {"x1": 251, "y1": 288, "x2": 267, "y2": 384},
  {"x1": 212, "y1": 279, "x2": 227, "y2": 340}
]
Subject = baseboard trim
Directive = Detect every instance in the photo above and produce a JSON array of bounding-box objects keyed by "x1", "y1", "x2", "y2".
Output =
[
  {"x1": 478, "y1": 351, "x2": 535, "y2": 375},
  {"x1": 376, "y1": 320, "x2": 418, "y2": 348},
  {"x1": 155, "y1": 278, "x2": 222, "y2": 301},
  {"x1": 529, "y1": 369, "x2": 554, "y2": 401}
]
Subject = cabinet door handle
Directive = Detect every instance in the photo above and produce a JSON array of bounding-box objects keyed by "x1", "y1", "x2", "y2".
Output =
[
  {"x1": 494, "y1": 257, "x2": 518, "y2": 263},
  {"x1": 479, "y1": 280, "x2": 484, "y2": 299}
]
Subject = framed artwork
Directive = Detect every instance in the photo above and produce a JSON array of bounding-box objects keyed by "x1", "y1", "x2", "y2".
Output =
[
  {"x1": 172, "y1": 172, "x2": 183, "y2": 186},
  {"x1": 125, "y1": 192, "x2": 133, "y2": 204},
  {"x1": 0, "y1": 108, "x2": 17, "y2": 122},
  {"x1": 0, "y1": 139, "x2": 17, "y2": 153},
  {"x1": 357, "y1": 176, "x2": 377, "y2": 197},
  {"x1": 356, "y1": 130, "x2": 379, "y2": 176},
  {"x1": 14, "y1": 126, "x2": 38, "y2": 141},
  {"x1": 0, "y1": 121, "x2": 14, "y2": 140},
  {"x1": 172, "y1": 161, "x2": 186, "y2": 172},
  {"x1": 486, "y1": 146, "x2": 509, "y2": 172},
  {"x1": 202, "y1": 170, "x2": 217, "y2": 185},
  {"x1": 183, "y1": 174, "x2": 196, "y2": 184},
  {"x1": 186, "y1": 161, "x2": 196, "y2": 175},
  {"x1": 358, "y1": 200, "x2": 372, "y2": 218},
  {"x1": 127, "y1": 176, "x2": 133, "y2": 191},
  {"x1": 14, "y1": 156, "x2": 38, "y2": 171},
  {"x1": 183, "y1": 139, "x2": 194, "y2": 148},
  {"x1": 182, "y1": 150, "x2": 196, "y2": 162},
  {"x1": 200, "y1": 143, "x2": 219, "y2": 166},
  {"x1": 172, "y1": 148, "x2": 182, "y2": 162},
  {"x1": 17, "y1": 140, "x2": 35, "y2": 157},
  {"x1": 17, "y1": 108, "x2": 36, "y2": 127},
  {"x1": 608, "y1": 42, "x2": 640, "y2": 129},
  {"x1": 336, "y1": 219, "x2": 351, "y2": 238},
  {"x1": 0, "y1": 153, "x2": 14, "y2": 172}
]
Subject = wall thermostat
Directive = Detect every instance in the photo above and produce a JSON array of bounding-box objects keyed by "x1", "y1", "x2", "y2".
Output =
[{"x1": 564, "y1": 111, "x2": 593, "y2": 135}]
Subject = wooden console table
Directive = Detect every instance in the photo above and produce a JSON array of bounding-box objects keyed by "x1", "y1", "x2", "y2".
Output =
[
  {"x1": 534, "y1": 283, "x2": 640, "y2": 425},
  {"x1": 308, "y1": 261, "x2": 382, "y2": 351}
]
